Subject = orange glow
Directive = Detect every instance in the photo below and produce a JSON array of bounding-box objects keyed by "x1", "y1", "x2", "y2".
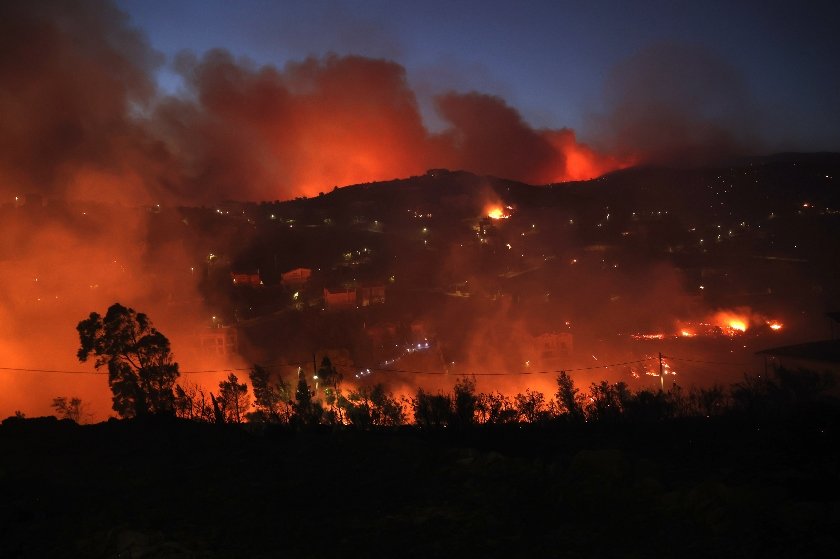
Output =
[
  {"x1": 728, "y1": 320, "x2": 747, "y2": 332},
  {"x1": 631, "y1": 333, "x2": 665, "y2": 340},
  {"x1": 544, "y1": 129, "x2": 637, "y2": 182},
  {"x1": 709, "y1": 309, "x2": 752, "y2": 336},
  {"x1": 486, "y1": 205, "x2": 511, "y2": 220},
  {"x1": 674, "y1": 309, "x2": 787, "y2": 339}
]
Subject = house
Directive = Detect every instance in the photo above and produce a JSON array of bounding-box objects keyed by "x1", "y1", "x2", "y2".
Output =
[
  {"x1": 359, "y1": 285, "x2": 386, "y2": 306},
  {"x1": 756, "y1": 312, "x2": 840, "y2": 375},
  {"x1": 199, "y1": 326, "x2": 238, "y2": 357},
  {"x1": 532, "y1": 332, "x2": 574, "y2": 364},
  {"x1": 281, "y1": 267, "x2": 312, "y2": 287},
  {"x1": 324, "y1": 288, "x2": 356, "y2": 310},
  {"x1": 231, "y1": 270, "x2": 261, "y2": 286},
  {"x1": 756, "y1": 339, "x2": 840, "y2": 375}
]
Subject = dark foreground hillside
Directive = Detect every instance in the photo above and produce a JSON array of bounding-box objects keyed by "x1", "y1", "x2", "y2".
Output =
[{"x1": 2, "y1": 414, "x2": 839, "y2": 558}]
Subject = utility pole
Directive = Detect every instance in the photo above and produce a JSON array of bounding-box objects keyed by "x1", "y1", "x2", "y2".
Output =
[
  {"x1": 659, "y1": 352, "x2": 664, "y2": 391},
  {"x1": 313, "y1": 353, "x2": 319, "y2": 392}
]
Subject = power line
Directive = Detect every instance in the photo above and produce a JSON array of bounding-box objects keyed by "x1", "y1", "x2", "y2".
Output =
[
  {"x1": 0, "y1": 365, "x2": 256, "y2": 376},
  {"x1": 0, "y1": 367, "x2": 105, "y2": 375},
  {"x1": 181, "y1": 367, "x2": 253, "y2": 374},
  {"x1": 0, "y1": 354, "x2": 752, "y2": 378},
  {"x1": 566, "y1": 358, "x2": 659, "y2": 372},
  {"x1": 342, "y1": 357, "x2": 658, "y2": 377},
  {"x1": 663, "y1": 355, "x2": 750, "y2": 367}
]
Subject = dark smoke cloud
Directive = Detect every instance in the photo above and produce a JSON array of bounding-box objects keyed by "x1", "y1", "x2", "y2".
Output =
[
  {"x1": 156, "y1": 50, "x2": 439, "y2": 201},
  {"x1": 0, "y1": 2, "x2": 225, "y2": 419},
  {"x1": 591, "y1": 42, "x2": 763, "y2": 165},
  {"x1": 158, "y1": 52, "x2": 623, "y2": 200},
  {"x1": 0, "y1": 0, "x2": 175, "y2": 202},
  {"x1": 434, "y1": 92, "x2": 560, "y2": 183},
  {"x1": 1, "y1": 2, "x2": 807, "y2": 206},
  {"x1": 0, "y1": 0, "x2": 629, "y2": 205},
  {"x1": 0, "y1": 1, "x2": 796, "y2": 418}
]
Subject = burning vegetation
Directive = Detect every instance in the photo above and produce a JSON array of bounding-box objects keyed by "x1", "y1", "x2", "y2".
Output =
[
  {"x1": 2, "y1": 4, "x2": 839, "y2": 559},
  {"x1": 1, "y1": 1, "x2": 839, "y2": 421},
  {"x1": 633, "y1": 308, "x2": 785, "y2": 341},
  {"x1": 485, "y1": 204, "x2": 512, "y2": 220}
]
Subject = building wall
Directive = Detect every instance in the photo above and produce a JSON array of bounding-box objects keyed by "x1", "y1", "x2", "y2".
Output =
[
  {"x1": 199, "y1": 327, "x2": 238, "y2": 356},
  {"x1": 324, "y1": 288, "x2": 356, "y2": 309},
  {"x1": 282, "y1": 268, "x2": 312, "y2": 286},
  {"x1": 231, "y1": 272, "x2": 261, "y2": 286}
]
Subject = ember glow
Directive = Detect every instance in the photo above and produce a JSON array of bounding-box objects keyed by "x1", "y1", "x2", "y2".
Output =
[
  {"x1": 709, "y1": 309, "x2": 778, "y2": 336},
  {"x1": 486, "y1": 205, "x2": 511, "y2": 220},
  {"x1": 632, "y1": 308, "x2": 787, "y2": 342},
  {"x1": 727, "y1": 319, "x2": 748, "y2": 333},
  {"x1": 631, "y1": 333, "x2": 666, "y2": 340}
]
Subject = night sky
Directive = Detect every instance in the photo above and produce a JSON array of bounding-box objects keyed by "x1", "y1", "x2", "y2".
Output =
[{"x1": 119, "y1": 0, "x2": 840, "y2": 152}]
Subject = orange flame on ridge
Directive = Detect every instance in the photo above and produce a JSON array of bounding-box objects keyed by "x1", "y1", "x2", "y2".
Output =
[{"x1": 486, "y1": 205, "x2": 511, "y2": 220}]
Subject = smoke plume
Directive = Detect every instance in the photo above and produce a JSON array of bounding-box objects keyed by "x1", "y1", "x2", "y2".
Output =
[
  {"x1": 0, "y1": 1, "x2": 776, "y2": 418},
  {"x1": 0, "y1": 1, "x2": 231, "y2": 419},
  {"x1": 591, "y1": 42, "x2": 763, "y2": 165}
]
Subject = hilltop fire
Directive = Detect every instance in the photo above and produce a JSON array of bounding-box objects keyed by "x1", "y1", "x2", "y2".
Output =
[
  {"x1": 632, "y1": 309, "x2": 784, "y2": 341},
  {"x1": 486, "y1": 205, "x2": 512, "y2": 220},
  {"x1": 712, "y1": 310, "x2": 749, "y2": 334},
  {"x1": 2, "y1": 0, "x2": 840, "y2": 430}
]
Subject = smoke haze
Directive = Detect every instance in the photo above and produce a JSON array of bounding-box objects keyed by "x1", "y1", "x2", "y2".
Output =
[
  {"x1": 591, "y1": 42, "x2": 763, "y2": 165},
  {"x1": 0, "y1": 1, "x2": 806, "y2": 418},
  {"x1": 1, "y1": 2, "x2": 776, "y2": 206}
]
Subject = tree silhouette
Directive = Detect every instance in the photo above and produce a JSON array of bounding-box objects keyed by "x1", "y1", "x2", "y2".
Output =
[
  {"x1": 453, "y1": 377, "x2": 478, "y2": 427},
  {"x1": 248, "y1": 365, "x2": 292, "y2": 423},
  {"x1": 687, "y1": 384, "x2": 727, "y2": 417},
  {"x1": 218, "y1": 373, "x2": 250, "y2": 423},
  {"x1": 513, "y1": 389, "x2": 552, "y2": 423},
  {"x1": 339, "y1": 383, "x2": 405, "y2": 427},
  {"x1": 475, "y1": 391, "x2": 516, "y2": 424},
  {"x1": 411, "y1": 388, "x2": 453, "y2": 428},
  {"x1": 174, "y1": 382, "x2": 215, "y2": 422},
  {"x1": 317, "y1": 356, "x2": 343, "y2": 423},
  {"x1": 51, "y1": 396, "x2": 89, "y2": 423},
  {"x1": 556, "y1": 371, "x2": 585, "y2": 421},
  {"x1": 622, "y1": 389, "x2": 673, "y2": 422},
  {"x1": 292, "y1": 368, "x2": 322, "y2": 425},
  {"x1": 368, "y1": 384, "x2": 405, "y2": 426},
  {"x1": 586, "y1": 381, "x2": 630, "y2": 422},
  {"x1": 77, "y1": 303, "x2": 179, "y2": 418}
]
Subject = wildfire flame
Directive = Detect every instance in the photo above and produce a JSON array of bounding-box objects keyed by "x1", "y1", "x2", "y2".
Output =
[
  {"x1": 727, "y1": 319, "x2": 747, "y2": 333},
  {"x1": 710, "y1": 310, "x2": 750, "y2": 335},
  {"x1": 486, "y1": 205, "x2": 511, "y2": 220},
  {"x1": 631, "y1": 333, "x2": 665, "y2": 340},
  {"x1": 634, "y1": 310, "x2": 784, "y2": 343}
]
